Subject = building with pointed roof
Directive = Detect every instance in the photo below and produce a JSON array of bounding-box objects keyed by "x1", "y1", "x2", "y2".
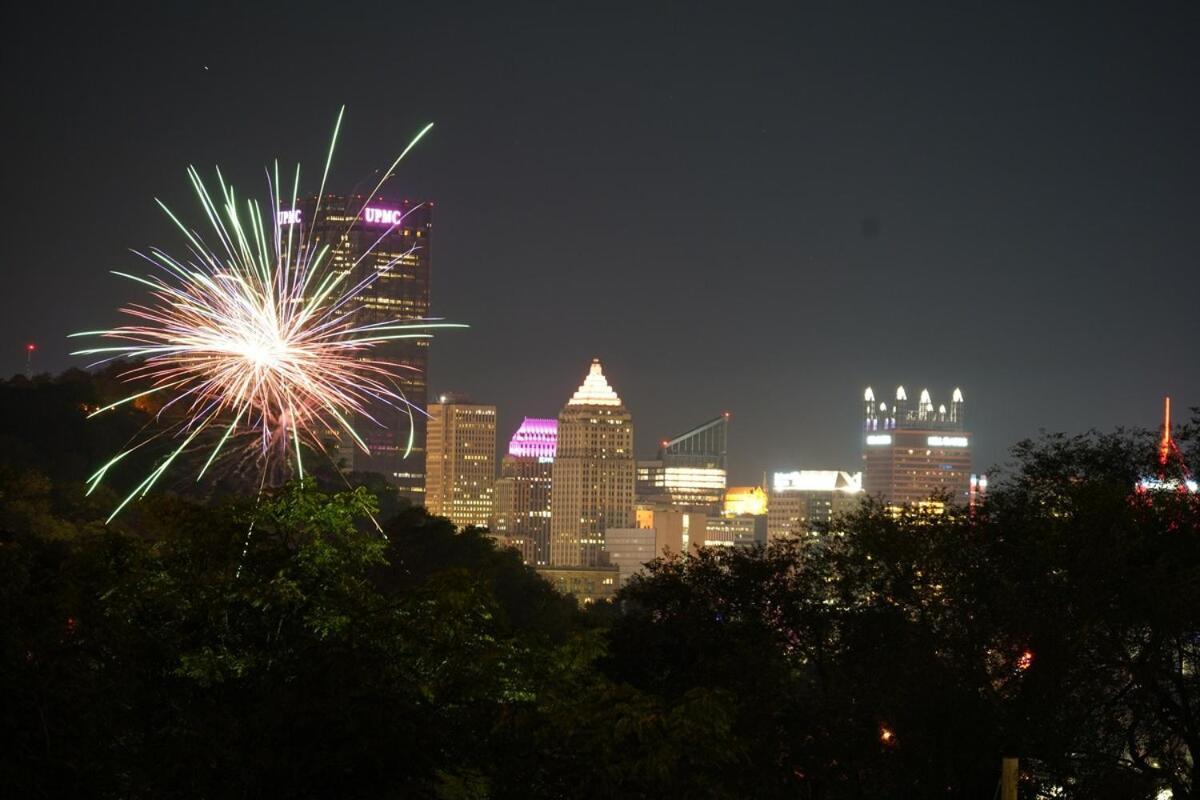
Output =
[{"x1": 549, "y1": 359, "x2": 635, "y2": 566}]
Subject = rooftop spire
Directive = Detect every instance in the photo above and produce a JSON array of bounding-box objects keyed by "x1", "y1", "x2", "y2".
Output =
[
  {"x1": 1160, "y1": 396, "x2": 1173, "y2": 467},
  {"x1": 567, "y1": 358, "x2": 623, "y2": 406}
]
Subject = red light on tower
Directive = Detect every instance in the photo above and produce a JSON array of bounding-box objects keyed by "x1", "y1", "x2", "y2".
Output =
[{"x1": 26, "y1": 343, "x2": 36, "y2": 352}]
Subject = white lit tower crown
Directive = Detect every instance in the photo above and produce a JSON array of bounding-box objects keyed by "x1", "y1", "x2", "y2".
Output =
[
  {"x1": 861, "y1": 384, "x2": 972, "y2": 507},
  {"x1": 549, "y1": 359, "x2": 635, "y2": 566}
]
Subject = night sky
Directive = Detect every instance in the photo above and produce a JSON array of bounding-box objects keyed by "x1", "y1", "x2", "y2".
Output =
[{"x1": 6, "y1": 2, "x2": 1199, "y2": 484}]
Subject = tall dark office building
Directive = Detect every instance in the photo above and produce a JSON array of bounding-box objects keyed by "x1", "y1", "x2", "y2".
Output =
[
  {"x1": 861, "y1": 386, "x2": 971, "y2": 507},
  {"x1": 296, "y1": 195, "x2": 433, "y2": 500},
  {"x1": 636, "y1": 413, "x2": 729, "y2": 514}
]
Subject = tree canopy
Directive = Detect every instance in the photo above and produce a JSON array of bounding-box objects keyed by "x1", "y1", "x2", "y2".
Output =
[{"x1": 2, "y1": 370, "x2": 1197, "y2": 798}]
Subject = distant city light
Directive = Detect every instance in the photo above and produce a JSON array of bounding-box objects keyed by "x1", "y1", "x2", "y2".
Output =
[
  {"x1": 724, "y1": 485, "x2": 767, "y2": 516},
  {"x1": 773, "y1": 470, "x2": 863, "y2": 493},
  {"x1": 1137, "y1": 477, "x2": 1199, "y2": 494},
  {"x1": 927, "y1": 435, "x2": 968, "y2": 447}
]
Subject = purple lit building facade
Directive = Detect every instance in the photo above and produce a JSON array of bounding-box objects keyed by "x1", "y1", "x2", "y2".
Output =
[
  {"x1": 492, "y1": 418, "x2": 556, "y2": 566},
  {"x1": 298, "y1": 196, "x2": 433, "y2": 500}
]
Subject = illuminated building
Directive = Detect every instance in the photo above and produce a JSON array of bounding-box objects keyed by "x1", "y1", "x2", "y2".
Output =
[
  {"x1": 704, "y1": 515, "x2": 765, "y2": 547},
  {"x1": 724, "y1": 485, "x2": 768, "y2": 517},
  {"x1": 424, "y1": 393, "x2": 497, "y2": 529},
  {"x1": 549, "y1": 359, "x2": 635, "y2": 566},
  {"x1": 636, "y1": 414, "x2": 729, "y2": 513},
  {"x1": 1136, "y1": 397, "x2": 1198, "y2": 495},
  {"x1": 492, "y1": 418, "x2": 557, "y2": 565},
  {"x1": 298, "y1": 195, "x2": 432, "y2": 499},
  {"x1": 535, "y1": 565, "x2": 619, "y2": 605},
  {"x1": 969, "y1": 473, "x2": 989, "y2": 509},
  {"x1": 767, "y1": 470, "x2": 863, "y2": 540},
  {"x1": 861, "y1": 385, "x2": 973, "y2": 507}
]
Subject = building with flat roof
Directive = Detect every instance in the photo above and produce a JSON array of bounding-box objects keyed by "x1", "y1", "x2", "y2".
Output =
[
  {"x1": 535, "y1": 565, "x2": 619, "y2": 605},
  {"x1": 704, "y1": 515, "x2": 765, "y2": 548},
  {"x1": 297, "y1": 195, "x2": 433, "y2": 500},
  {"x1": 424, "y1": 394, "x2": 496, "y2": 529},
  {"x1": 768, "y1": 470, "x2": 863, "y2": 541},
  {"x1": 862, "y1": 386, "x2": 972, "y2": 507},
  {"x1": 605, "y1": 527, "x2": 659, "y2": 587}
]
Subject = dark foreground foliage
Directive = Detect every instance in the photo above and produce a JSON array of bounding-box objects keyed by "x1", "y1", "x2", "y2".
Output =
[{"x1": 1, "y1": 372, "x2": 1198, "y2": 798}]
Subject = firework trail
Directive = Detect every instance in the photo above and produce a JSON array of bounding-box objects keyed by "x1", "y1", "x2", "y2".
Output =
[{"x1": 72, "y1": 107, "x2": 463, "y2": 521}]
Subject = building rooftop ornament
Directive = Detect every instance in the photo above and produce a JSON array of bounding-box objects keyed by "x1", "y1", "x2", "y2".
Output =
[
  {"x1": 567, "y1": 358, "x2": 623, "y2": 407},
  {"x1": 508, "y1": 417, "x2": 558, "y2": 459}
]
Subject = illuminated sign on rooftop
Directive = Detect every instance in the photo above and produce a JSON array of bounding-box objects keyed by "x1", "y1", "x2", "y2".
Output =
[
  {"x1": 927, "y1": 435, "x2": 969, "y2": 448},
  {"x1": 362, "y1": 206, "x2": 407, "y2": 226},
  {"x1": 277, "y1": 209, "x2": 302, "y2": 226},
  {"x1": 866, "y1": 434, "x2": 893, "y2": 446}
]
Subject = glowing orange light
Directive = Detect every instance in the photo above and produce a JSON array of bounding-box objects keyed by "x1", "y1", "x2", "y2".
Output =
[
  {"x1": 1016, "y1": 649, "x2": 1034, "y2": 671},
  {"x1": 880, "y1": 726, "x2": 895, "y2": 744}
]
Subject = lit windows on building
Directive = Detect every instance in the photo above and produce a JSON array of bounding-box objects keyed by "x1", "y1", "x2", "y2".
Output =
[
  {"x1": 493, "y1": 418, "x2": 557, "y2": 566},
  {"x1": 861, "y1": 385, "x2": 972, "y2": 507},
  {"x1": 767, "y1": 470, "x2": 863, "y2": 541},
  {"x1": 301, "y1": 195, "x2": 433, "y2": 500},
  {"x1": 425, "y1": 394, "x2": 497, "y2": 530},
  {"x1": 636, "y1": 414, "x2": 729, "y2": 514},
  {"x1": 549, "y1": 360, "x2": 635, "y2": 567}
]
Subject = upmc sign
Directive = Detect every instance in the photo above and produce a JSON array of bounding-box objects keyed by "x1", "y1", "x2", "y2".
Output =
[{"x1": 362, "y1": 206, "x2": 406, "y2": 225}]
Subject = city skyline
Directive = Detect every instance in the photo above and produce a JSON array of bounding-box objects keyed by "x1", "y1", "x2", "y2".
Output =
[{"x1": 6, "y1": 3, "x2": 1200, "y2": 488}]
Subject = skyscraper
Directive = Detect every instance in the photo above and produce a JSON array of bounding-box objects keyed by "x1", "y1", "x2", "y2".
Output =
[
  {"x1": 549, "y1": 359, "x2": 635, "y2": 566},
  {"x1": 861, "y1": 385, "x2": 972, "y2": 507},
  {"x1": 425, "y1": 393, "x2": 497, "y2": 529},
  {"x1": 636, "y1": 413, "x2": 729, "y2": 513},
  {"x1": 296, "y1": 195, "x2": 432, "y2": 500},
  {"x1": 492, "y1": 418, "x2": 557, "y2": 565}
]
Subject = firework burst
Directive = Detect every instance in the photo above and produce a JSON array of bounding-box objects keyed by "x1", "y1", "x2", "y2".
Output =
[{"x1": 72, "y1": 108, "x2": 463, "y2": 520}]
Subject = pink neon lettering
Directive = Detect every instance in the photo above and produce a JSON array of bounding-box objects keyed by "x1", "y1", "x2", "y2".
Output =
[{"x1": 363, "y1": 207, "x2": 403, "y2": 225}]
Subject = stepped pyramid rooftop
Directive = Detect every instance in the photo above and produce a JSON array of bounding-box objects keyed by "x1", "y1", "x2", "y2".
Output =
[{"x1": 567, "y1": 359, "x2": 623, "y2": 407}]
